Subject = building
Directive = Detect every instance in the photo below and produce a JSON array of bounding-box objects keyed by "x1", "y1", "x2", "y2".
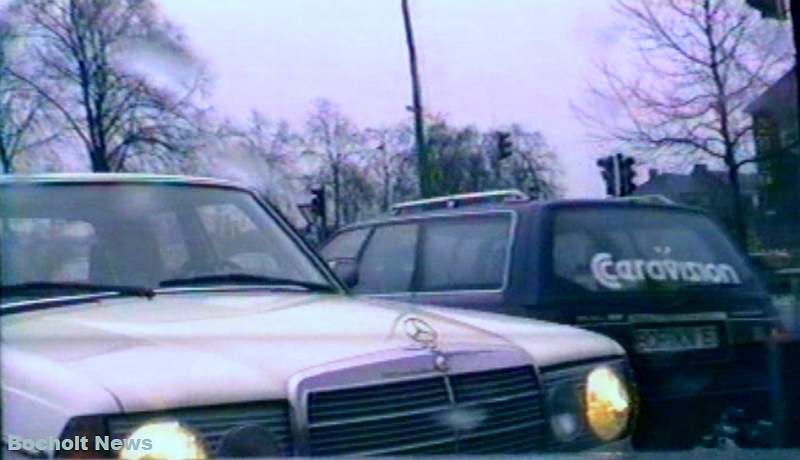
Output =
[
  {"x1": 633, "y1": 164, "x2": 759, "y2": 234},
  {"x1": 746, "y1": 67, "x2": 800, "y2": 251}
]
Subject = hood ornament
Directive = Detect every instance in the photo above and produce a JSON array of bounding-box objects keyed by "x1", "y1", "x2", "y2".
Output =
[
  {"x1": 403, "y1": 316, "x2": 449, "y2": 372},
  {"x1": 403, "y1": 317, "x2": 438, "y2": 348}
]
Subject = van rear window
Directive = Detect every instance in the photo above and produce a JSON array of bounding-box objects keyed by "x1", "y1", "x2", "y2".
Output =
[{"x1": 550, "y1": 207, "x2": 756, "y2": 293}]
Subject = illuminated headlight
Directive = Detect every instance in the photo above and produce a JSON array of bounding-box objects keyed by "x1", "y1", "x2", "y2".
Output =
[
  {"x1": 547, "y1": 383, "x2": 582, "y2": 441},
  {"x1": 585, "y1": 367, "x2": 633, "y2": 441},
  {"x1": 118, "y1": 421, "x2": 207, "y2": 460}
]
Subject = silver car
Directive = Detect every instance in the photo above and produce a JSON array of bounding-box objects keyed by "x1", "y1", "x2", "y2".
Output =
[{"x1": 1, "y1": 174, "x2": 634, "y2": 459}]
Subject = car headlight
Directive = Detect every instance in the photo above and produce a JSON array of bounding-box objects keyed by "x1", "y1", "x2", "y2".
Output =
[
  {"x1": 118, "y1": 421, "x2": 207, "y2": 460},
  {"x1": 547, "y1": 383, "x2": 582, "y2": 441},
  {"x1": 585, "y1": 366, "x2": 632, "y2": 441}
]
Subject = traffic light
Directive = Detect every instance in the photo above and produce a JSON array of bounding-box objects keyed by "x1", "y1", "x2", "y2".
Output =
[
  {"x1": 597, "y1": 154, "x2": 637, "y2": 197},
  {"x1": 310, "y1": 187, "x2": 326, "y2": 219},
  {"x1": 309, "y1": 187, "x2": 328, "y2": 240},
  {"x1": 497, "y1": 132, "x2": 513, "y2": 160},
  {"x1": 597, "y1": 155, "x2": 617, "y2": 197},
  {"x1": 619, "y1": 155, "x2": 637, "y2": 197}
]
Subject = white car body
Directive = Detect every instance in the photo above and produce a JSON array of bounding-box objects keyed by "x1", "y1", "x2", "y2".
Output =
[{"x1": 0, "y1": 175, "x2": 631, "y2": 458}]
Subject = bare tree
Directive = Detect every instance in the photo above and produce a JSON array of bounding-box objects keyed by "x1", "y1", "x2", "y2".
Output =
[
  {"x1": 426, "y1": 122, "x2": 488, "y2": 195},
  {"x1": 239, "y1": 111, "x2": 296, "y2": 173},
  {"x1": 576, "y1": 0, "x2": 792, "y2": 243},
  {"x1": 303, "y1": 99, "x2": 365, "y2": 228},
  {"x1": 494, "y1": 124, "x2": 564, "y2": 199},
  {"x1": 0, "y1": 18, "x2": 58, "y2": 173},
  {"x1": 424, "y1": 121, "x2": 563, "y2": 198},
  {"x1": 7, "y1": 0, "x2": 207, "y2": 172},
  {"x1": 365, "y1": 125, "x2": 416, "y2": 212}
]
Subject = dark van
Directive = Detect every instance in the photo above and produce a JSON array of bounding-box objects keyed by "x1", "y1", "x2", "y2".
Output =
[{"x1": 320, "y1": 190, "x2": 786, "y2": 448}]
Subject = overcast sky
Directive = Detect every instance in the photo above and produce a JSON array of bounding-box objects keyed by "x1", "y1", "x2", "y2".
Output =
[{"x1": 158, "y1": 0, "x2": 628, "y2": 197}]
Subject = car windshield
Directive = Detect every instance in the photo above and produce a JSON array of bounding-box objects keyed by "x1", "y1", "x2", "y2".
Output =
[
  {"x1": 0, "y1": 183, "x2": 332, "y2": 304},
  {"x1": 549, "y1": 206, "x2": 759, "y2": 295}
]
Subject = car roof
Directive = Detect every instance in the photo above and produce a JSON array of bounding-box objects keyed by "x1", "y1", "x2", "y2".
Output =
[
  {"x1": 0, "y1": 173, "x2": 246, "y2": 190},
  {"x1": 332, "y1": 197, "x2": 706, "y2": 233}
]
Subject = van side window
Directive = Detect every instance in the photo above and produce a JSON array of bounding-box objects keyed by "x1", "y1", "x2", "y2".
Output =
[
  {"x1": 418, "y1": 215, "x2": 511, "y2": 291},
  {"x1": 354, "y1": 224, "x2": 419, "y2": 294},
  {"x1": 321, "y1": 228, "x2": 371, "y2": 260}
]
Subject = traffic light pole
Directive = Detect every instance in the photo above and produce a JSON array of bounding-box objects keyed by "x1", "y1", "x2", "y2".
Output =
[
  {"x1": 401, "y1": 0, "x2": 431, "y2": 198},
  {"x1": 612, "y1": 153, "x2": 622, "y2": 197}
]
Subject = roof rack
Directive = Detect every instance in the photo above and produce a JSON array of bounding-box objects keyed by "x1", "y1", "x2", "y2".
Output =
[
  {"x1": 391, "y1": 189, "x2": 530, "y2": 215},
  {"x1": 614, "y1": 194, "x2": 676, "y2": 205}
]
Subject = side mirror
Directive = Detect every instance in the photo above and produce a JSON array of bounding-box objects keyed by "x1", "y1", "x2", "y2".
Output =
[{"x1": 328, "y1": 258, "x2": 359, "y2": 289}]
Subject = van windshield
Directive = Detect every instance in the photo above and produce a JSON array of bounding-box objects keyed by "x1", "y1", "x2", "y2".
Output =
[{"x1": 549, "y1": 207, "x2": 759, "y2": 295}]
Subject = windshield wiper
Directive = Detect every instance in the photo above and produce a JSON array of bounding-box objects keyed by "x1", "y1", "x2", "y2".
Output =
[
  {"x1": 158, "y1": 273, "x2": 336, "y2": 293},
  {"x1": 1, "y1": 282, "x2": 156, "y2": 312}
]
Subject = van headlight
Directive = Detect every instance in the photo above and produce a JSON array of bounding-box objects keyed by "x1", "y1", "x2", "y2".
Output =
[
  {"x1": 585, "y1": 366, "x2": 632, "y2": 441},
  {"x1": 118, "y1": 421, "x2": 207, "y2": 460}
]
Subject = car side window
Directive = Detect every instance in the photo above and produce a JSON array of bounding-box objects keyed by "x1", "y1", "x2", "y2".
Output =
[
  {"x1": 321, "y1": 228, "x2": 371, "y2": 260},
  {"x1": 353, "y1": 224, "x2": 418, "y2": 294},
  {"x1": 417, "y1": 215, "x2": 511, "y2": 291}
]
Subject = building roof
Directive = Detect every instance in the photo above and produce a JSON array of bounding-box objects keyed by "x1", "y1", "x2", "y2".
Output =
[
  {"x1": 635, "y1": 165, "x2": 760, "y2": 198},
  {"x1": 747, "y1": 67, "x2": 797, "y2": 117}
]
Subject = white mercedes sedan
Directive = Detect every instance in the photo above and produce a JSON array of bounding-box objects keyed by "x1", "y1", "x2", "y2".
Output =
[{"x1": 1, "y1": 174, "x2": 634, "y2": 459}]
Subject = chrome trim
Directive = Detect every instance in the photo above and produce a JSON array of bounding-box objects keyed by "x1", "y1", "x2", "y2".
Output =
[
  {"x1": 0, "y1": 173, "x2": 241, "y2": 189},
  {"x1": 1, "y1": 293, "x2": 115, "y2": 309},
  {"x1": 154, "y1": 285, "x2": 313, "y2": 295},
  {"x1": 286, "y1": 343, "x2": 533, "y2": 456},
  {"x1": 0, "y1": 286, "x2": 316, "y2": 310},
  {"x1": 392, "y1": 189, "x2": 529, "y2": 213}
]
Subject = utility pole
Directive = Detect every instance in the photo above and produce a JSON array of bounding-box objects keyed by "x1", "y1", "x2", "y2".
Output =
[{"x1": 401, "y1": 0, "x2": 431, "y2": 198}]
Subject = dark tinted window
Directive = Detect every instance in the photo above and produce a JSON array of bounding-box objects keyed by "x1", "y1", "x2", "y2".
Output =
[
  {"x1": 418, "y1": 214, "x2": 512, "y2": 291},
  {"x1": 550, "y1": 207, "x2": 757, "y2": 294},
  {"x1": 320, "y1": 228, "x2": 371, "y2": 260},
  {"x1": 354, "y1": 224, "x2": 418, "y2": 294}
]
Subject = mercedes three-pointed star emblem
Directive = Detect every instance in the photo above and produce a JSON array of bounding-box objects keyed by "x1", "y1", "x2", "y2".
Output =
[{"x1": 403, "y1": 317, "x2": 438, "y2": 347}]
